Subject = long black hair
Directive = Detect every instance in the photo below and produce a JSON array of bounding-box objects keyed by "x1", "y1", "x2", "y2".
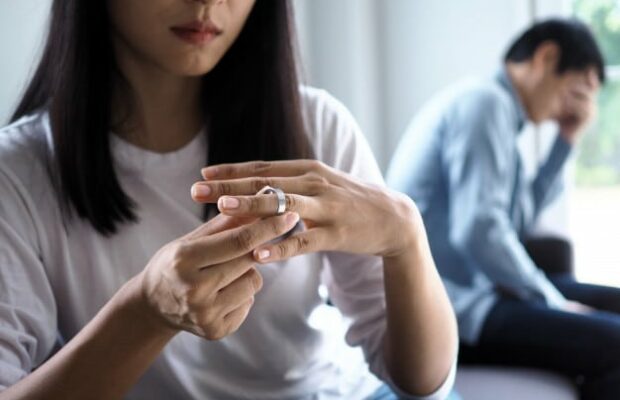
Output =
[{"x1": 11, "y1": 0, "x2": 312, "y2": 236}]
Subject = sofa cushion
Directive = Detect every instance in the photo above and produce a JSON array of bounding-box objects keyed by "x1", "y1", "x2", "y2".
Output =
[{"x1": 455, "y1": 366, "x2": 578, "y2": 400}]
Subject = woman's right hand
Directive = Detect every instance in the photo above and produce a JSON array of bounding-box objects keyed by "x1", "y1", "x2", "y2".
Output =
[
  {"x1": 0, "y1": 213, "x2": 302, "y2": 400},
  {"x1": 135, "y1": 211, "x2": 300, "y2": 340}
]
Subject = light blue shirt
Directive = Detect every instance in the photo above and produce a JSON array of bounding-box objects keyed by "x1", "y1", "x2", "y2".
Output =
[{"x1": 387, "y1": 69, "x2": 571, "y2": 344}]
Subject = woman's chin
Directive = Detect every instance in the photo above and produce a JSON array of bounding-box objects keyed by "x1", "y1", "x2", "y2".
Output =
[{"x1": 166, "y1": 56, "x2": 220, "y2": 78}]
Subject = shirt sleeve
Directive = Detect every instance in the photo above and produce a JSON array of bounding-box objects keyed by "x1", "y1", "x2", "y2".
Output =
[
  {"x1": 444, "y1": 92, "x2": 566, "y2": 308},
  {"x1": 531, "y1": 134, "x2": 572, "y2": 215},
  {"x1": 308, "y1": 88, "x2": 456, "y2": 399},
  {"x1": 0, "y1": 166, "x2": 58, "y2": 391}
]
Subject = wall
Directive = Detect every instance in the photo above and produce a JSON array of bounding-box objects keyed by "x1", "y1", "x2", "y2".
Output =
[
  {"x1": 293, "y1": 0, "x2": 533, "y2": 168},
  {"x1": 0, "y1": 0, "x2": 51, "y2": 125}
]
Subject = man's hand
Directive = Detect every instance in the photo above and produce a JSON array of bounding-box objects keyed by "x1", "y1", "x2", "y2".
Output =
[
  {"x1": 558, "y1": 69, "x2": 600, "y2": 144},
  {"x1": 564, "y1": 300, "x2": 594, "y2": 314}
]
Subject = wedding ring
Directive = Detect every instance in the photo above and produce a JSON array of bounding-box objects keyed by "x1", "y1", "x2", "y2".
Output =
[{"x1": 257, "y1": 186, "x2": 286, "y2": 215}]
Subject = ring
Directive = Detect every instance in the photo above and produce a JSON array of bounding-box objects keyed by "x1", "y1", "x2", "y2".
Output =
[{"x1": 257, "y1": 186, "x2": 286, "y2": 215}]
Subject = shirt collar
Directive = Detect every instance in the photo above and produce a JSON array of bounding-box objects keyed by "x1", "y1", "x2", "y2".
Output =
[
  {"x1": 495, "y1": 67, "x2": 528, "y2": 132},
  {"x1": 110, "y1": 129, "x2": 207, "y2": 176}
]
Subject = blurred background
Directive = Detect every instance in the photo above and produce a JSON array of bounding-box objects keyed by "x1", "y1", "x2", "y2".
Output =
[{"x1": 1, "y1": 0, "x2": 618, "y2": 286}]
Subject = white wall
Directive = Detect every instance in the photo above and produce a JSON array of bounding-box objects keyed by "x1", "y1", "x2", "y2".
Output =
[
  {"x1": 293, "y1": 0, "x2": 384, "y2": 163},
  {"x1": 380, "y1": 0, "x2": 534, "y2": 167},
  {"x1": 294, "y1": 0, "x2": 534, "y2": 169},
  {"x1": 0, "y1": 0, "x2": 51, "y2": 125}
]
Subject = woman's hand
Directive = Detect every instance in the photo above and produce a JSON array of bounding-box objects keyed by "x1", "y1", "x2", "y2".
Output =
[
  {"x1": 190, "y1": 160, "x2": 423, "y2": 264},
  {"x1": 135, "y1": 211, "x2": 300, "y2": 340},
  {"x1": 0, "y1": 213, "x2": 303, "y2": 400},
  {"x1": 191, "y1": 160, "x2": 458, "y2": 395}
]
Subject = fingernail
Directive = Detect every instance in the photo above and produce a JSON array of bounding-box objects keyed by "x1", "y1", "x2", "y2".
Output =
[
  {"x1": 202, "y1": 167, "x2": 218, "y2": 179},
  {"x1": 286, "y1": 212, "x2": 300, "y2": 225},
  {"x1": 192, "y1": 184, "x2": 211, "y2": 198},
  {"x1": 221, "y1": 197, "x2": 240, "y2": 209},
  {"x1": 257, "y1": 249, "x2": 271, "y2": 260}
]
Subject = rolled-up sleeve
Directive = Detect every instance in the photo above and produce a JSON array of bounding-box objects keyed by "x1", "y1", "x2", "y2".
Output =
[{"x1": 0, "y1": 168, "x2": 57, "y2": 391}]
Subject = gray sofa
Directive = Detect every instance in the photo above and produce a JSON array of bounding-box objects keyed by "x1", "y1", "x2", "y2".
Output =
[
  {"x1": 455, "y1": 367, "x2": 578, "y2": 400},
  {"x1": 452, "y1": 238, "x2": 579, "y2": 399}
]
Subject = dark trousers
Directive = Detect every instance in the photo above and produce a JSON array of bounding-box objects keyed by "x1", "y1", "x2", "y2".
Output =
[{"x1": 460, "y1": 274, "x2": 620, "y2": 399}]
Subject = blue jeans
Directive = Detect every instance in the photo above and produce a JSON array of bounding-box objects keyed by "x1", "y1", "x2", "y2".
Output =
[
  {"x1": 368, "y1": 384, "x2": 462, "y2": 400},
  {"x1": 460, "y1": 274, "x2": 620, "y2": 400}
]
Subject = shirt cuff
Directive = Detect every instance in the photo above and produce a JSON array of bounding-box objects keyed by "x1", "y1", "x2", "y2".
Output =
[
  {"x1": 387, "y1": 357, "x2": 457, "y2": 400},
  {"x1": 536, "y1": 274, "x2": 567, "y2": 309}
]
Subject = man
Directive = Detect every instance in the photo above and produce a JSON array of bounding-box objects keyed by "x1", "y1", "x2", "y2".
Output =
[{"x1": 387, "y1": 19, "x2": 620, "y2": 399}]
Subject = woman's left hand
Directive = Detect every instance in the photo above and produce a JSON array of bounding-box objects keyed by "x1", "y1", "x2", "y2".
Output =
[{"x1": 190, "y1": 160, "x2": 422, "y2": 264}]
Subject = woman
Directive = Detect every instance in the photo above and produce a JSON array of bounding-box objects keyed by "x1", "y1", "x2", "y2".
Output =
[{"x1": 0, "y1": 0, "x2": 457, "y2": 399}]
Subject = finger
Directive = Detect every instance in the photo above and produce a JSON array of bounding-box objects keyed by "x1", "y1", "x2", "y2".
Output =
[
  {"x1": 218, "y1": 193, "x2": 320, "y2": 219},
  {"x1": 563, "y1": 93, "x2": 591, "y2": 117},
  {"x1": 197, "y1": 296, "x2": 255, "y2": 341},
  {"x1": 570, "y1": 86, "x2": 597, "y2": 103},
  {"x1": 199, "y1": 253, "x2": 257, "y2": 291},
  {"x1": 587, "y1": 68, "x2": 600, "y2": 90},
  {"x1": 191, "y1": 175, "x2": 330, "y2": 203},
  {"x1": 252, "y1": 228, "x2": 327, "y2": 263},
  {"x1": 201, "y1": 160, "x2": 348, "y2": 186},
  {"x1": 201, "y1": 160, "x2": 322, "y2": 180},
  {"x1": 183, "y1": 212, "x2": 300, "y2": 267},
  {"x1": 568, "y1": 96, "x2": 594, "y2": 120},
  {"x1": 214, "y1": 267, "x2": 262, "y2": 315},
  {"x1": 183, "y1": 214, "x2": 257, "y2": 241},
  {"x1": 568, "y1": 88, "x2": 590, "y2": 102},
  {"x1": 222, "y1": 297, "x2": 255, "y2": 335}
]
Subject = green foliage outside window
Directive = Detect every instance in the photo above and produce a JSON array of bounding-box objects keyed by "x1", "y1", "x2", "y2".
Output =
[{"x1": 573, "y1": 0, "x2": 620, "y2": 186}]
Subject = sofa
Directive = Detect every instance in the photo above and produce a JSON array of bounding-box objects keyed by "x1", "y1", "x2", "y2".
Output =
[
  {"x1": 455, "y1": 367, "x2": 578, "y2": 399},
  {"x1": 453, "y1": 237, "x2": 579, "y2": 400}
]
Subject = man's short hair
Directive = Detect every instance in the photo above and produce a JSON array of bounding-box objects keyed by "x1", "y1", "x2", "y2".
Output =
[{"x1": 504, "y1": 18, "x2": 606, "y2": 83}]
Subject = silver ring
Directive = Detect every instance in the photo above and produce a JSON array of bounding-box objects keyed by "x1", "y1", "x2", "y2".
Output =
[{"x1": 257, "y1": 186, "x2": 286, "y2": 215}]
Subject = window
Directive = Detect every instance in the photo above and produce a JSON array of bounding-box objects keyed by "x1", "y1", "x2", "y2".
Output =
[{"x1": 571, "y1": 0, "x2": 620, "y2": 286}]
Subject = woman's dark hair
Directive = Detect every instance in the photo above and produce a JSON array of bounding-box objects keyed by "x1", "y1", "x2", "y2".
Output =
[
  {"x1": 504, "y1": 18, "x2": 606, "y2": 83},
  {"x1": 11, "y1": 1, "x2": 312, "y2": 236}
]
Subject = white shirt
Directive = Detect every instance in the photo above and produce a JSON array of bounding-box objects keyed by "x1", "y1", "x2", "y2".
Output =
[{"x1": 0, "y1": 87, "x2": 455, "y2": 399}]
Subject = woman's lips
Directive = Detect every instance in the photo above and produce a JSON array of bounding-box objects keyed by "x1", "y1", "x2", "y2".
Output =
[{"x1": 170, "y1": 21, "x2": 222, "y2": 45}]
